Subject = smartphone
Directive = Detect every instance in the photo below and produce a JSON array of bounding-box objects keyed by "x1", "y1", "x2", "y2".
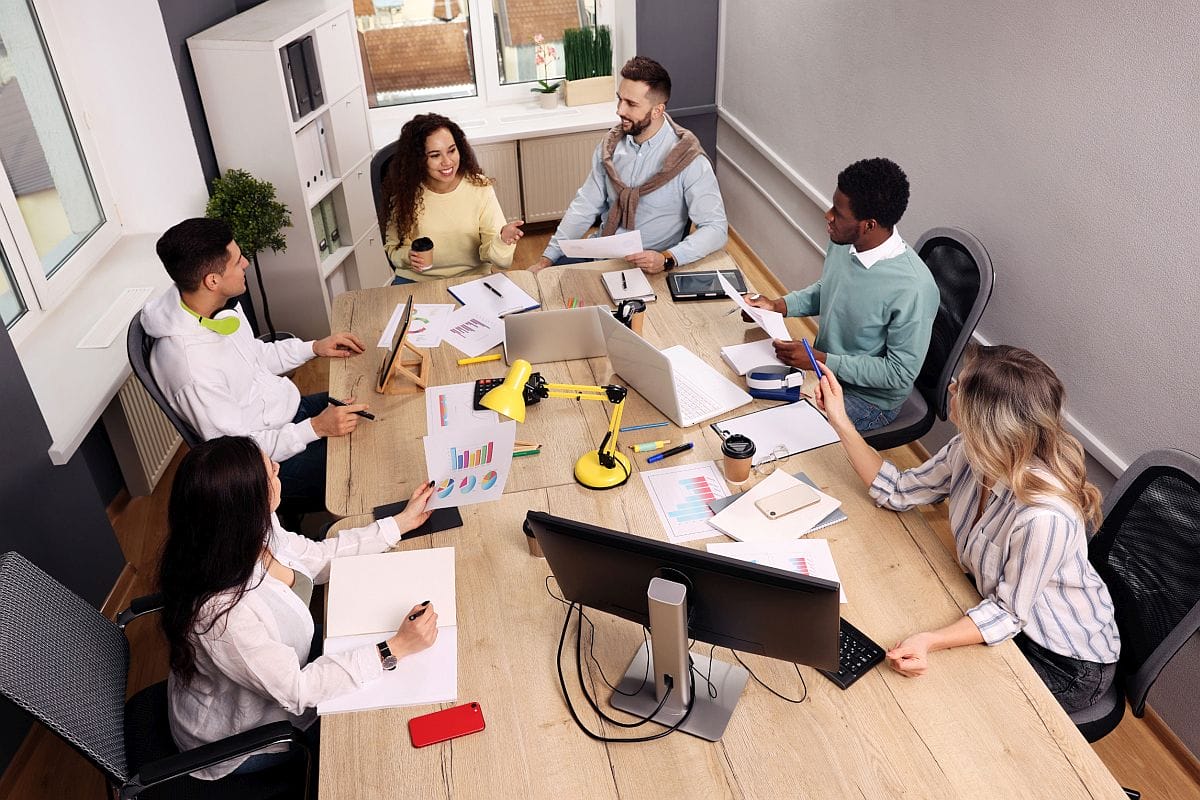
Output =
[
  {"x1": 755, "y1": 483, "x2": 821, "y2": 519},
  {"x1": 409, "y1": 702, "x2": 486, "y2": 748}
]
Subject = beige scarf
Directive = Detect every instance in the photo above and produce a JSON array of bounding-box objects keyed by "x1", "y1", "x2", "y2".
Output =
[{"x1": 600, "y1": 114, "x2": 707, "y2": 237}]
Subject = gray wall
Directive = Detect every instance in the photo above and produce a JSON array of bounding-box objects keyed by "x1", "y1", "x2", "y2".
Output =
[
  {"x1": 0, "y1": 327, "x2": 126, "y2": 771},
  {"x1": 717, "y1": 0, "x2": 1199, "y2": 475},
  {"x1": 637, "y1": 0, "x2": 718, "y2": 156}
]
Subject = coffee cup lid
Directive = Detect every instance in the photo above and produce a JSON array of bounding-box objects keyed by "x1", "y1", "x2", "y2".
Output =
[
  {"x1": 411, "y1": 237, "x2": 433, "y2": 250},
  {"x1": 721, "y1": 434, "x2": 755, "y2": 458}
]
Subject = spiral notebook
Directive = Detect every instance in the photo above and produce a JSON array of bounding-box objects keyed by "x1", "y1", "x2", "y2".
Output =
[
  {"x1": 601, "y1": 268, "x2": 657, "y2": 303},
  {"x1": 707, "y1": 471, "x2": 847, "y2": 533}
]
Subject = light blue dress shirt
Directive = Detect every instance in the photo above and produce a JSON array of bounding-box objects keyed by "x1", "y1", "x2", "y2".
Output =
[{"x1": 544, "y1": 118, "x2": 728, "y2": 265}]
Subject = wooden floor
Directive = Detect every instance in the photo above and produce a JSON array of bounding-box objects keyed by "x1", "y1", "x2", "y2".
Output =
[{"x1": 3, "y1": 227, "x2": 1198, "y2": 799}]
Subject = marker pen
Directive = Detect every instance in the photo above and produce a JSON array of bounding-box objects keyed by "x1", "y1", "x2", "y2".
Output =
[
  {"x1": 646, "y1": 442, "x2": 694, "y2": 463},
  {"x1": 802, "y1": 338, "x2": 824, "y2": 378}
]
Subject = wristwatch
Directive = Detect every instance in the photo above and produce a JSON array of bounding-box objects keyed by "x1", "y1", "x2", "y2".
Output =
[
  {"x1": 376, "y1": 640, "x2": 398, "y2": 671},
  {"x1": 661, "y1": 251, "x2": 677, "y2": 271}
]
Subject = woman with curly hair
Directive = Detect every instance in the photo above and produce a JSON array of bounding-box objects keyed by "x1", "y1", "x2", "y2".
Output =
[
  {"x1": 380, "y1": 113, "x2": 524, "y2": 283},
  {"x1": 815, "y1": 343, "x2": 1120, "y2": 714}
]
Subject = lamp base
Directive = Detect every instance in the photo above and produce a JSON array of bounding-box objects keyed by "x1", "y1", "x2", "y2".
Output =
[{"x1": 574, "y1": 451, "x2": 631, "y2": 490}]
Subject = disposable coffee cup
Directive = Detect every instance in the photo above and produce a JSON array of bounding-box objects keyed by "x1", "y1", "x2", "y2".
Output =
[
  {"x1": 410, "y1": 237, "x2": 434, "y2": 270},
  {"x1": 629, "y1": 309, "x2": 645, "y2": 335},
  {"x1": 721, "y1": 434, "x2": 756, "y2": 484}
]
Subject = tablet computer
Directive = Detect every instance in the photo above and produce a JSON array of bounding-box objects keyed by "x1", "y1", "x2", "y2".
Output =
[{"x1": 666, "y1": 269, "x2": 748, "y2": 301}]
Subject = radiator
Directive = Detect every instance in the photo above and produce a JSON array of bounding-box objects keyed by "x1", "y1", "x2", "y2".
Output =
[
  {"x1": 518, "y1": 129, "x2": 608, "y2": 222},
  {"x1": 102, "y1": 376, "x2": 182, "y2": 496}
]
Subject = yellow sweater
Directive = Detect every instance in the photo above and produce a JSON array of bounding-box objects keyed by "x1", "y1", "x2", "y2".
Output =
[{"x1": 384, "y1": 178, "x2": 516, "y2": 282}]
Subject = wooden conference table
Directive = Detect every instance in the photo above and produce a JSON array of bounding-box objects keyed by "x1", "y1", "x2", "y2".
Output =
[{"x1": 322, "y1": 254, "x2": 1123, "y2": 799}]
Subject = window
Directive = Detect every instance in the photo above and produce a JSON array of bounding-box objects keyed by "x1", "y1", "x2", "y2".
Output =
[
  {"x1": 0, "y1": 0, "x2": 118, "y2": 334},
  {"x1": 354, "y1": 0, "x2": 608, "y2": 111}
]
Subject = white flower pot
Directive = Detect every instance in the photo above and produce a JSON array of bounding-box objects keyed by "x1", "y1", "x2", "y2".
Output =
[{"x1": 537, "y1": 90, "x2": 559, "y2": 109}]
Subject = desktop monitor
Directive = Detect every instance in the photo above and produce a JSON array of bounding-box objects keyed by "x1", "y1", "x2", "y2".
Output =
[{"x1": 525, "y1": 510, "x2": 840, "y2": 740}]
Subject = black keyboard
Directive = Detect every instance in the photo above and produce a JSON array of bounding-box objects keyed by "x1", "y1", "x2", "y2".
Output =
[{"x1": 818, "y1": 619, "x2": 886, "y2": 690}]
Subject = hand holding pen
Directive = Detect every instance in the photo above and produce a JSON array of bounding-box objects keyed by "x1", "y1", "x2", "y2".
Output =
[{"x1": 313, "y1": 397, "x2": 371, "y2": 437}]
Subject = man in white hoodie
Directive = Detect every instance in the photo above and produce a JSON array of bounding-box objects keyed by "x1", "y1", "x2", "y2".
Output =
[{"x1": 141, "y1": 218, "x2": 367, "y2": 517}]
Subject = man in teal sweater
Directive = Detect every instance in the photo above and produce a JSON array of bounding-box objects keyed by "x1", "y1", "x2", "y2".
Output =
[{"x1": 747, "y1": 158, "x2": 938, "y2": 431}]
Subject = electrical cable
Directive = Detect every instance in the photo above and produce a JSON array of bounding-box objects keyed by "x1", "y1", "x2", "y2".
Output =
[
  {"x1": 729, "y1": 650, "x2": 809, "y2": 704},
  {"x1": 544, "y1": 576, "x2": 649, "y2": 696}
]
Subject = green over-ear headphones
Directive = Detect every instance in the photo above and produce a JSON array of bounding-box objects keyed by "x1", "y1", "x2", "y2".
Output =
[{"x1": 180, "y1": 301, "x2": 241, "y2": 335}]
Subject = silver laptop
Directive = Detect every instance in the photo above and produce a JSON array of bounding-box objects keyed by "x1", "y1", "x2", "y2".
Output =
[
  {"x1": 503, "y1": 307, "x2": 607, "y2": 364},
  {"x1": 598, "y1": 310, "x2": 752, "y2": 427}
]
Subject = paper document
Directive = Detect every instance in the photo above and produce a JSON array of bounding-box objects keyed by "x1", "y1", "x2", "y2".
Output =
[
  {"x1": 559, "y1": 230, "x2": 644, "y2": 260},
  {"x1": 377, "y1": 303, "x2": 454, "y2": 348},
  {"x1": 720, "y1": 339, "x2": 785, "y2": 375},
  {"x1": 326, "y1": 547, "x2": 458, "y2": 637},
  {"x1": 318, "y1": 627, "x2": 457, "y2": 714},
  {"x1": 718, "y1": 272, "x2": 791, "y2": 341},
  {"x1": 442, "y1": 305, "x2": 504, "y2": 357},
  {"x1": 426, "y1": 382, "x2": 499, "y2": 433},
  {"x1": 711, "y1": 400, "x2": 838, "y2": 465},
  {"x1": 447, "y1": 273, "x2": 539, "y2": 317},
  {"x1": 708, "y1": 540, "x2": 847, "y2": 603},
  {"x1": 320, "y1": 547, "x2": 459, "y2": 714},
  {"x1": 707, "y1": 470, "x2": 842, "y2": 543},
  {"x1": 423, "y1": 420, "x2": 516, "y2": 510},
  {"x1": 640, "y1": 460, "x2": 729, "y2": 543}
]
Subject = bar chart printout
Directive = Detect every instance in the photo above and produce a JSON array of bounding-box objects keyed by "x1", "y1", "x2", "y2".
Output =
[
  {"x1": 422, "y1": 421, "x2": 516, "y2": 511},
  {"x1": 442, "y1": 305, "x2": 504, "y2": 358},
  {"x1": 641, "y1": 461, "x2": 730, "y2": 544}
]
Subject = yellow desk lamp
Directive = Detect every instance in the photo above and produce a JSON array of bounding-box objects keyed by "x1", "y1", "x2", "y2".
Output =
[{"x1": 481, "y1": 358, "x2": 632, "y2": 489}]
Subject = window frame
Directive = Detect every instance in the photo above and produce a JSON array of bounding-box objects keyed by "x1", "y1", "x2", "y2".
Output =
[
  {"x1": 364, "y1": 0, "x2": 619, "y2": 124},
  {"x1": 0, "y1": 0, "x2": 122, "y2": 344}
]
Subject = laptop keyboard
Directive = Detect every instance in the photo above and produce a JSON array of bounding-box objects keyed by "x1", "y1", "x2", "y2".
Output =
[{"x1": 674, "y1": 375, "x2": 723, "y2": 422}]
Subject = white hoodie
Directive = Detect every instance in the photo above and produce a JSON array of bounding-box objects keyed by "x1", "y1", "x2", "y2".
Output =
[{"x1": 140, "y1": 286, "x2": 319, "y2": 461}]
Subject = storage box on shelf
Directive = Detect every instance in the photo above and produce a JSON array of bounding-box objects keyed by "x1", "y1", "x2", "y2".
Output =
[{"x1": 189, "y1": 0, "x2": 391, "y2": 341}]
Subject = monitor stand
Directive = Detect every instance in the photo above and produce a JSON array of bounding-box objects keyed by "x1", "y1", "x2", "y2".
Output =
[{"x1": 609, "y1": 577, "x2": 749, "y2": 741}]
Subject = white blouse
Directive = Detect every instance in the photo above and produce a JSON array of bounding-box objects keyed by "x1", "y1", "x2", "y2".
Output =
[{"x1": 167, "y1": 515, "x2": 401, "y2": 779}]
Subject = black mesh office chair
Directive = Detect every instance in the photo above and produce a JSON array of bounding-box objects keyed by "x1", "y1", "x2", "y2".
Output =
[
  {"x1": 1071, "y1": 449, "x2": 1200, "y2": 745},
  {"x1": 0, "y1": 551, "x2": 311, "y2": 799},
  {"x1": 126, "y1": 316, "x2": 202, "y2": 448},
  {"x1": 862, "y1": 227, "x2": 994, "y2": 451},
  {"x1": 370, "y1": 140, "x2": 399, "y2": 225}
]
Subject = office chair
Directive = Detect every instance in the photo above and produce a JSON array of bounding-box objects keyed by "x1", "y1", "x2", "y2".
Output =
[
  {"x1": 0, "y1": 551, "x2": 312, "y2": 799},
  {"x1": 126, "y1": 316, "x2": 202, "y2": 449},
  {"x1": 1072, "y1": 449, "x2": 1200, "y2": 746},
  {"x1": 862, "y1": 227, "x2": 994, "y2": 451},
  {"x1": 370, "y1": 140, "x2": 399, "y2": 225}
]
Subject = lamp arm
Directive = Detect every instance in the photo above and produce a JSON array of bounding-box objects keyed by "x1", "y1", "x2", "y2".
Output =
[{"x1": 540, "y1": 382, "x2": 628, "y2": 469}]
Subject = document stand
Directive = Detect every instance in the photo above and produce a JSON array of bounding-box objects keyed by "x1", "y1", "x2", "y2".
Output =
[
  {"x1": 376, "y1": 295, "x2": 428, "y2": 395},
  {"x1": 609, "y1": 578, "x2": 748, "y2": 741}
]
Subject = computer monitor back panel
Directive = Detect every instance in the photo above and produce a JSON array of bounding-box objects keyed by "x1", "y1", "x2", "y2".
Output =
[{"x1": 527, "y1": 511, "x2": 840, "y2": 669}]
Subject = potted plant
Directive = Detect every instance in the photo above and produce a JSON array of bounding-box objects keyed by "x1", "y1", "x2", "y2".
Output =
[
  {"x1": 206, "y1": 168, "x2": 293, "y2": 341},
  {"x1": 562, "y1": 24, "x2": 612, "y2": 107},
  {"x1": 530, "y1": 34, "x2": 560, "y2": 109}
]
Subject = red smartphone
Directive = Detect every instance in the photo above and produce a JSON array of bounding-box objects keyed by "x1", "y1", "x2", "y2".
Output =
[{"x1": 408, "y1": 702, "x2": 486, "y2": 748}]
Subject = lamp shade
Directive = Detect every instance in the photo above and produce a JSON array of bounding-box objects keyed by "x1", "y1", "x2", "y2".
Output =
[{"x1": 481, "y1": 358, "x2": 532, "y2": 422}]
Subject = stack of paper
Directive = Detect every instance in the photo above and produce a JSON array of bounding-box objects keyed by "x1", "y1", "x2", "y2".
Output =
[
  {"x1": 319, "y1": 547, "x2": 458, "y2": 715},
  {"x1": 719, "y1": 339, "x2": 785, "y2": 375},
  {"x1": 707, "y1": 470, "x2": 841, "y2": 543},
  {"x1": 602, "y1": 268, "x2": 657, "y2": 303}
]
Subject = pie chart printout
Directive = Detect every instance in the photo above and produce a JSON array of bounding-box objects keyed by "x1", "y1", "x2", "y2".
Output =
[
  {"x1": 436, "y1": 478, "x2": 455, "y2": 499},
  {"x1": 481, "y1": 470, "x2": 498, "y2": 490}
]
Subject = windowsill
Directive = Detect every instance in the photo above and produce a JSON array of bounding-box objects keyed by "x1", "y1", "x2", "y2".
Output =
[
  {"x1": 369, "y1": 97, "x2": 618, "y2": 150},
  {"x1": 14, "y1": 233, "x2": 171, "y2": 465}
]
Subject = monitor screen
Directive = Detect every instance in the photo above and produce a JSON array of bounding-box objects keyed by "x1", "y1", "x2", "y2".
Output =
[{"x1": 526, "y1": 511, "x2": 840, "y2": 669}]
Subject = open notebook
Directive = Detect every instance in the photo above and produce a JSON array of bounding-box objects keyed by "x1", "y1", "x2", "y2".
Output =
[{"x1": 319, "y1": 547, "x2": 458, "y2": 715}]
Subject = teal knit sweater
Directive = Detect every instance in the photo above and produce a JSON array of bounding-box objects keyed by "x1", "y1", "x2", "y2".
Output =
[{"x1": 782, "y1": 242, "x2": 938, "y2": 411}]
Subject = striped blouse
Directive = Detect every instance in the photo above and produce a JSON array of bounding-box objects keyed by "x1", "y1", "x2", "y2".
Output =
[{"x1": 869, "y1": 436, "x2": 1120, "y2": 665}]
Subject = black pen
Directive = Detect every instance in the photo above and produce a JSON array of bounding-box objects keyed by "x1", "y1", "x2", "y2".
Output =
[
  {"x1": 621, "y1": 272, "x2": 628, "y2": 289},
  {"x1": 408, "y1": 600, "x2": 431, "y2": 621},
  {"x1": 328, "y1": 397, "x2": 375, "y2": 420},
  {"x1": 646, "y1": 442, "x2": 694, "y2": 463},
  {"x1": 483, "y1": 281, "x2": 503, "y2": 298}
]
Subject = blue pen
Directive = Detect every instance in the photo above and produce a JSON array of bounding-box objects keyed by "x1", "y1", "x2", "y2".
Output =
[
  {"x1": 647, "y1": 442, "x2": 694, "y2": 463},
  {"x1": 620, "y1": 421, "x2": 670, "y2": 433},
  {"x1": 801, "y1": 338, "x2": 824, "y2": 378}
]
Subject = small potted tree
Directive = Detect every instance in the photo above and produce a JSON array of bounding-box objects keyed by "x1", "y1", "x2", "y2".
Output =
[
  {"x1": 206, "y1": 168, "x2": 293, "y2": 341},
  {"x1": 562, "y1": 24, "x2": 613, "y2": 107}
]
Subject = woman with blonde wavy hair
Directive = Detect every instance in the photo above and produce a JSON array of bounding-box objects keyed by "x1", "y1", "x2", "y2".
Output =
[{"x1": 815, "y1": 343, "x2": 1119, "y2": 713}]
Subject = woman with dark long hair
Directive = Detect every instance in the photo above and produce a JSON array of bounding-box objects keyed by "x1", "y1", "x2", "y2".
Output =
[
  {"x1": 380, "y1": 112, "x2": 524, "y2": 283},
  {"x1": 159, "y1": 436, "x2": 438, "y2": 779},
  {"x1": 814, "y1": 344, "x2": 1120, "y2": 714}
]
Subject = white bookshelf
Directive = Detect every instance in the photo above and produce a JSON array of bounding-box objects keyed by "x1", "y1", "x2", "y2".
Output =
[{"x1": 189, "y1": 0, "x2": 391, "y2": 341}]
